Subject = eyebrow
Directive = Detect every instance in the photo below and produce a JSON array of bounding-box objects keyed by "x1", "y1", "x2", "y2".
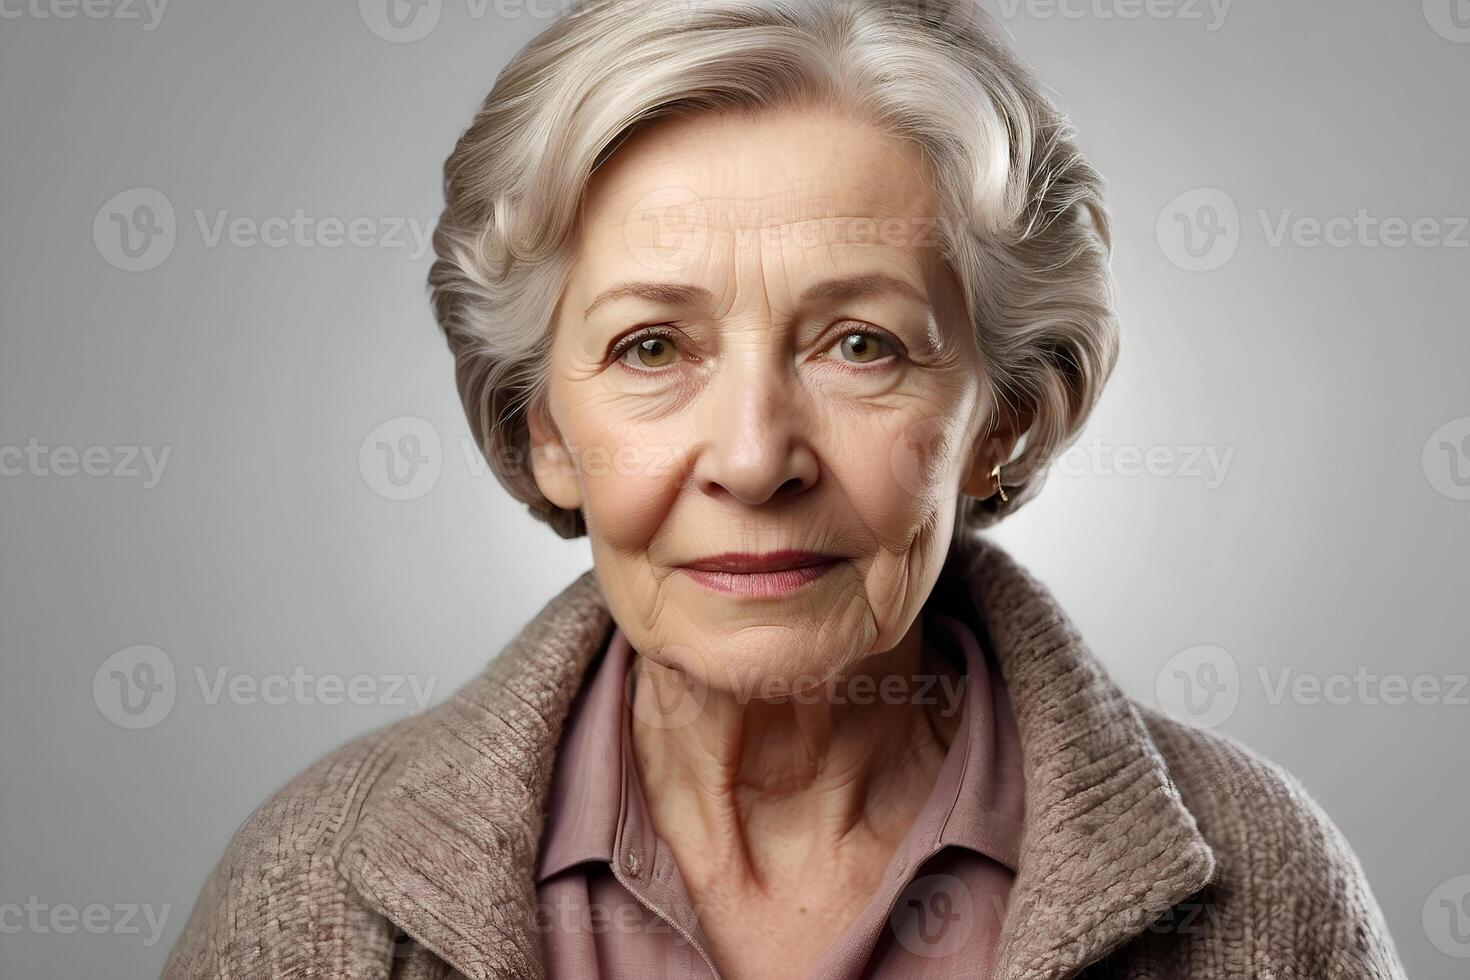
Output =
[
  {"x1": 582, "y1": 281, "x2": 713, "y2": 321},
  {"x1": 580, "y1": 272, "x2": 928, "y2": 322}
]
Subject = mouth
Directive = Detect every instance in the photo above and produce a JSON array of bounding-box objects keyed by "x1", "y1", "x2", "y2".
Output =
[{"x1": 677, "y1": 550, "x2": 844, "y2": 598}]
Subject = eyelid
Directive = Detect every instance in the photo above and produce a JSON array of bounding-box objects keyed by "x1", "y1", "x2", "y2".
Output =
[
  {"x1": 609, "y1": 321, "x2": 905, "y2": 372},
  {"x1": 609, "y1": 325, "x2": 687, "y2": 371},
  {"x1": 821, "y1": 323, "x2": 906, "y2": 366}
]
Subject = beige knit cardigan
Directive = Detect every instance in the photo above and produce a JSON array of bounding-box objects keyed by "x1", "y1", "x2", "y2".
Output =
[{"x1": 165, "y1": 531, "x2": 1406, "y2": 979}]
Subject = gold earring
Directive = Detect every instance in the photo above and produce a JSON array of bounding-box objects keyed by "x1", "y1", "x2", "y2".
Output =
[{"x1": 992, "y1": 464, "x2": 1008, "y2": 502}]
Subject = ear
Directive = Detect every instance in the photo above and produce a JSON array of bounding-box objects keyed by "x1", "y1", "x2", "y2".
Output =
[
  {"x1": 525, "y1": 398, "x2": 584, "y2": 511},
  {"x1": 960, "y1": 403, "x2": 1029, "y2": 500}
]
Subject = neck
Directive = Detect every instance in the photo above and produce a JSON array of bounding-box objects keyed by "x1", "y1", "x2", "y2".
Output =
[{"x1": 628, "y1": 615, "x2": 962, "y2": 890}]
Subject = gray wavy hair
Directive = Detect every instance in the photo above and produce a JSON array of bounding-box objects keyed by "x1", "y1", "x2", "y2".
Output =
[{"x1": 428, "y1": 0, "x2": 1120, "y2": 540}]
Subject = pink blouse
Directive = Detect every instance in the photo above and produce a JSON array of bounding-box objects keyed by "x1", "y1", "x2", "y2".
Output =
[{"x1": 534, "y1": 607, "x2": 1026, "y2": 978}]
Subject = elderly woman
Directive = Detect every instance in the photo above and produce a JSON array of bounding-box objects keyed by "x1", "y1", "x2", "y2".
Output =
[{"x1": 167, "y1": 0, "x2": 1404, "y2": 977}]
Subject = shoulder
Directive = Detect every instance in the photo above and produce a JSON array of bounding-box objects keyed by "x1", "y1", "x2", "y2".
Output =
[
  {"x1": 1135, "y1": 703, "x2": 1407, "y2": 978},
  {"x1": 163, "y1": 713, "x2": 426, "y2": 978}
]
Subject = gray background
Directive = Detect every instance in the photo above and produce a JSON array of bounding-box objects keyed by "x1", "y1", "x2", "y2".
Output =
[{"x1": 2, "y1": 0, "x2": 1467, "y2": 976}]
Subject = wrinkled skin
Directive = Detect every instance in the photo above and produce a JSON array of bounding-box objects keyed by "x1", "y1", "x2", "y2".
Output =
[{"x1": 526, "y1": 104, "x2": 1021, "y2": 979}]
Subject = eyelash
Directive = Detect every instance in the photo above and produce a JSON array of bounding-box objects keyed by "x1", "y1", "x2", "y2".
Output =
[
  {"x1": 609, "y1": 324, "x2": 904, "y2": 373},
  {"x1": 610, "y1": 326, "x2": 685, "y2": 371}
]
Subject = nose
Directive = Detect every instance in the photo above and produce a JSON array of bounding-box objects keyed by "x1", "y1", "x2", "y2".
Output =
[{"x1": 690, "y1": 356, "x2": 819, "y2": 507}]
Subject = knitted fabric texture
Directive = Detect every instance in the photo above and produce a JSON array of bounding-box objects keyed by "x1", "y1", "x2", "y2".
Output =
[{"x1": 164, "y1": 530, "x2": 1406, "y2": 979}]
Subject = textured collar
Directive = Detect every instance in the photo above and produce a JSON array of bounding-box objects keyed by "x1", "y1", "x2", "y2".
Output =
[{"x1": 337, "y1": 531, "x2": 1216, "y2": 979}]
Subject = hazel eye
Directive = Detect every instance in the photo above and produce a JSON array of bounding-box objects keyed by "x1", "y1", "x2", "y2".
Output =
[
  {"x1": 614, "y1": 331, "x2": 683, "y2": 371},
  {"x1": 830, "y1": 330, "x2": 898, "y2": 365}
]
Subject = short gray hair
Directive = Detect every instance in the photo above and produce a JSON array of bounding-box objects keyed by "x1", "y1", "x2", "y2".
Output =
[{"x1": 428, "y1": 0, "x2": 1120, "y2": 539}]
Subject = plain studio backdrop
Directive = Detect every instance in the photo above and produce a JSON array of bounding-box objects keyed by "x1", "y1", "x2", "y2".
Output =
[{"x1": 1, "y1": 1, "x2": 1467, "y2": 976}]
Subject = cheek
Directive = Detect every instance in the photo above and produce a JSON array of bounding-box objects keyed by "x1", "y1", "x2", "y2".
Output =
[
  {"x1": 828, "y1": 400, "x2": 972, "y2": 547},
  {"x1": 571, "y1": 416, "x2": 687, "y2": 549}
]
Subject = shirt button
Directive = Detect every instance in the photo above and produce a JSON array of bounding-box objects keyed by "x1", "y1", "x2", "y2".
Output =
[{"x1": 623, "y1": 850, "x2": 642, "y2": 879}]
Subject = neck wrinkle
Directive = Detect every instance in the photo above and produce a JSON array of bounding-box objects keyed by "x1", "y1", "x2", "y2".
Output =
[{"x1": 628, "y1": 607, "x2": 954, "y2": 882}]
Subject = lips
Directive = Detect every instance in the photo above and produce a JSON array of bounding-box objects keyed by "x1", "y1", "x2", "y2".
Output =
[
  {"x1": 677, "y1": 550, "x2": 843, "y2": 598},
  {"x1": 680, "y1": 550, "x2": 839, "y2": 573}
]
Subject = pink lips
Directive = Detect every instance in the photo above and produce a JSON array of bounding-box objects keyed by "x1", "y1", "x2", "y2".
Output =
[{"x1": 678, "y1": 550, "x2": 842, "y2": 598}]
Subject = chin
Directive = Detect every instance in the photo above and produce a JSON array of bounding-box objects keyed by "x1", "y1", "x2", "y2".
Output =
[{"x1": 652, "y1": 616, "x2": 883, "y2": 700}]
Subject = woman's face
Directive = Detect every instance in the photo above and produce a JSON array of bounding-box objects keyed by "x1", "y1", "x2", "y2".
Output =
[{"x1": 530, "y1": 105, "x2": 1007, "y2": 696}]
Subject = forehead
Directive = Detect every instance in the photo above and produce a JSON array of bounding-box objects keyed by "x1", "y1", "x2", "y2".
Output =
[{"x1": 567, "y1": 106, "x2": 943, "y2": 297}]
